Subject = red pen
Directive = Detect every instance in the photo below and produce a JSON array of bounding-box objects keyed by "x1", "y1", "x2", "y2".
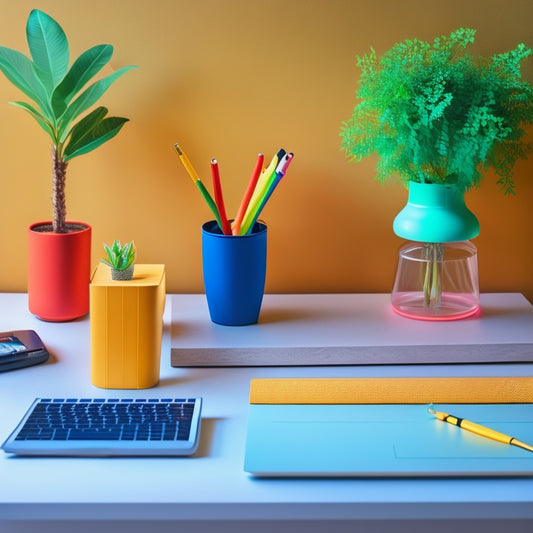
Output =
[
  {"x1": 232, "y1": 153, "x2": 264, "y2": 235},
  {"x1": 210, "y1": 159, "x2": 232, "y2": 235}
]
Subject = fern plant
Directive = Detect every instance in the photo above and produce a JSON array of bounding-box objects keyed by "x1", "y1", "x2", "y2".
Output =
[
  {"x1": 340, "y1": 28, "x2": 533, "y2": 195},
  {"x1": 0, "y1": 9, "x2": 136, "y2": 233}
]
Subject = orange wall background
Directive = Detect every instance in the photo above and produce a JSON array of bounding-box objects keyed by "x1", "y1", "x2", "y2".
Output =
[{"x1": 1, "y1": 0, "x2": 532, "y2": 301}]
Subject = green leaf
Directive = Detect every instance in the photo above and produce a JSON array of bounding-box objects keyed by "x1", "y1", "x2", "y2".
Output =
[
  {"x1": 8, "y1": 101, "x2": 55, "y2": 137},
  {"x1": 58, "y1": 65, "x2": 137, "y2": 141},
  {"x1": 64, "y1": 114, "x2": 129, "y2": 161},
  {"x1": 0, "y1": 46, "x2": 52, "y2": 118},
  {"x1": 51, "y1": 44, "x2": 113, "y2": 117},
  {"x1": 64, "y1": 105, "x2": 108, "y2": 148},
  {"x1": 26, "y1": 9, "x2": 69, "y2": 93}
]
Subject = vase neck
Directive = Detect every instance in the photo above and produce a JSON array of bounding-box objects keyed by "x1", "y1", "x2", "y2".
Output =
[{"x1": 408, "y1": 181, "x2": 464, "y2": 207}]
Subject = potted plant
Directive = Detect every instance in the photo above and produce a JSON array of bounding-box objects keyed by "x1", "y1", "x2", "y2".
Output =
[
  {"x1": 101, "y1": 240, "x2": 136, "y2": 281},
  {"x1": 0, "y1": 9, "x2": 136, "y2": 321},
  {"x1": 340, "y1": 27, "x2": 533, "y2": 198},
  {"x1": 340, "y1": 28, "x2": 533, "y2": 319}
]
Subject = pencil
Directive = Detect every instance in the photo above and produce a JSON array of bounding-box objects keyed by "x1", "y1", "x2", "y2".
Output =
[
  {"x1": 195, "y1": 180, "x2": 223, "y2": 231},
  {"x1": 428, "y1": 407, "x2": 533, "y2": 452},
  {"x1": 232, "y1": 153, "x2": 264, "y2": 235},
  {"x1": 239, "y1": 149, "x2": 285, "y2": 235},
  {"x1": 210, "y1": 159, "x2": 232, "y2": 235},
  {"x1": 241, "y1": 153, "x2": 293, "y2": 235},
  {"x1": 174, "y1": 143, "x2": 200, "y2": 183},
  {"x1": 174, "y1": 143, "x2": 223, "y2": 230}
]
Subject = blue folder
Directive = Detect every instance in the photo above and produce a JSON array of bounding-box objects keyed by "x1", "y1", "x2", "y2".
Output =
[{"x1": 244, "y1": 403, "x2": 533, "y2": 477}]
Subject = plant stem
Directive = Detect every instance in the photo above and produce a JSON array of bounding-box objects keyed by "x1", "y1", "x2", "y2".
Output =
[
  {"x1": 423, "y1": 246, "x2": 432, "y2": 307},
  {"x1": 423, "y1": 243, "x2": 442, "y2": 308},
  {"x1": 432, "y1": 245, "x2": 442, "y2": 307},
  {"x1": 52, "y1": 146, "x2": 68, "y2": 233}
]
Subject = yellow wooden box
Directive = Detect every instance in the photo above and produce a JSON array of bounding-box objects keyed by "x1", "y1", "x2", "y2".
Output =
[{"x1": 90, "y1": 264, "x2": 166, "y2": 389}]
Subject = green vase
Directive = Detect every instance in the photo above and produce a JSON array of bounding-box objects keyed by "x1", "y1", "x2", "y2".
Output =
[{"x1": 393, "y1": 181, "x2": 480, "y2": 242}]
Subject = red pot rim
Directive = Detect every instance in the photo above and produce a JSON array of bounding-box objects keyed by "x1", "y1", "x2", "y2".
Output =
[{"x1": 29, "y1": 221, "x2": 91, "y2": 235}]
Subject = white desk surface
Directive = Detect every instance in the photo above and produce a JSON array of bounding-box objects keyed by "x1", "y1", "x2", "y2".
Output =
[{"x1": 1, "y1": 293, "x2": 533, "y2": 533}]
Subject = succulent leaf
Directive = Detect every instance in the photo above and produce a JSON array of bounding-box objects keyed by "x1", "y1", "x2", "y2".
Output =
[{"x1": 101, "y1": 240, "x2": 135, "y2": 271}]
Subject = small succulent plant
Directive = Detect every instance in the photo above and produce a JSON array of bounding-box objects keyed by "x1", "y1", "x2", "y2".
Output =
[{"x1": 101, "y1": 240, "x2": 135, "y2": 276}]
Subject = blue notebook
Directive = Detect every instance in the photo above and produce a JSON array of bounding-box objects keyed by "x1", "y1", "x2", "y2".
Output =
[{"x1": 244, "y1": 403, "x2": 533, "y2": 477}]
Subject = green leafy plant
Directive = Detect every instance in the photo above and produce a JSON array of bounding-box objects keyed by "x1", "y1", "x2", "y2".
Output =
[
  {"x1": 0, "y1": 9, "x2": 136, "y2": 233},
  {"x1": 101, "y1": 240, "x2": 136, "y2": 271},
  {"x1": 340, "y1": 28, "x2": 533, "y2": 195}
]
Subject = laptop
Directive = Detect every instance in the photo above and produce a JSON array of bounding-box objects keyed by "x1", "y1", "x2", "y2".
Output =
[{"x1": 244, "y1": 402, "x2": 533, "y2": 477}]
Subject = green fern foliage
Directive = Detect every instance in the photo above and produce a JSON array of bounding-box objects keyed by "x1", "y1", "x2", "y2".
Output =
[{"x1": 340, "y1": 28, "x2": 533, "y2": 194}]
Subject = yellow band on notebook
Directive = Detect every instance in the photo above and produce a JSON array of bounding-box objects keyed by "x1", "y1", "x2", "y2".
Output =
[{"x1": 249, "y1": 377, "x2": 533, "y2": 404}]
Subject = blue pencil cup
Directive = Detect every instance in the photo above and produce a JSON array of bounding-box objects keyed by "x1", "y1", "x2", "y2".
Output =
[{"x1": 202, "y1": 220, "x2": 267, "y2": 326}]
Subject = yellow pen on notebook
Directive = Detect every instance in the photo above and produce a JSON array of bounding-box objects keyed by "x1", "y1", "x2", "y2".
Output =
[{"x1": 428, "y1": 407, "x2": 533, "y2": 452}]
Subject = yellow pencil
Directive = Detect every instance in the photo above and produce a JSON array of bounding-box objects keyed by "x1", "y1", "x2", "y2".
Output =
[
  {"x1": 239, "y1": 150, "x2": 282, "y2": 235},
  {"x1": 174, "y1": 143, "x2": 222, "y2": 229},
  {"x1": 428, "y1": 407, "x2": 533, "y2": 452},
  {"x1": 174, "y1": 143, "x2": 201, "y2": 183}
]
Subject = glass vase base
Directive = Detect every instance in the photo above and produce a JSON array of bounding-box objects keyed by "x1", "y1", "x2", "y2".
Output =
[
  {"x1": 392, "y1": 292, "x2": 481, "y2": 321},
  {"x1": 391, "y1": 241, "x2": 480, "y2": 321}
]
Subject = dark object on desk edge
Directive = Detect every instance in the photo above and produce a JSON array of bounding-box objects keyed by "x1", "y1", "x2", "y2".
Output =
[{"x1": 0, "y1": 330, "x2": 49, "y2": 372}]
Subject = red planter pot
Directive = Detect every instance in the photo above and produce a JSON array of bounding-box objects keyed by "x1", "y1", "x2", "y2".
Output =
[{"x1": 28, "y1": 222, "x2": 92, "y2": 322}]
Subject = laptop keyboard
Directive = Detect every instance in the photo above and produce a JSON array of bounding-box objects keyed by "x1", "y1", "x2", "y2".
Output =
[{"x1": 2, "y1": 398, "x2": 202, "y2": 456}]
